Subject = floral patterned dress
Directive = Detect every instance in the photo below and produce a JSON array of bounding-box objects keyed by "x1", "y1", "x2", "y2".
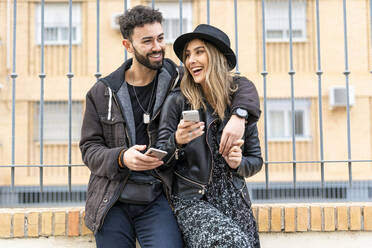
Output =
[{"x1": 171, "y1": 120, "x2": 260, "y2": 248}]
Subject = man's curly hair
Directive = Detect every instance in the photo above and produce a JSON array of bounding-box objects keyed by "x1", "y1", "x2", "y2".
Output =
[{"x1": 119, "y1": 5, "x2": 163, "y2": 40}]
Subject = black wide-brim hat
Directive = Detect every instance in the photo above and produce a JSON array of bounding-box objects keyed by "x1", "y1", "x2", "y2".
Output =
[{"x1": 173, "y1": 24, "x2": 237, "y2": 70}]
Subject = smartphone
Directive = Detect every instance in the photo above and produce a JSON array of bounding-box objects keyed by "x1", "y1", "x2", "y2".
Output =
[
  {"x1": 145, "y1": 147, "x2": 168, "y2": 160},
  {"x1": 182, "y1": 110, "x2": 200, "y2": 122}
]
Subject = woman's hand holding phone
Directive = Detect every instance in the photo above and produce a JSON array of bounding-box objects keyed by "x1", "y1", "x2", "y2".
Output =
[{"x1": 175, "y1": 119, "x2": 205, "y2": 145}]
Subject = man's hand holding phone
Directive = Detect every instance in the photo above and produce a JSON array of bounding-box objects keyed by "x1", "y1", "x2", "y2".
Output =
[
  {"x1": 145, "y1": 148, "x2": 168, "y2": 160},
  {"x1": 175, "y1": 110, "x2": 205, "y2": 145},
  {"x1": 122, "y1": 145, "x2": 164, "y2": 171}
]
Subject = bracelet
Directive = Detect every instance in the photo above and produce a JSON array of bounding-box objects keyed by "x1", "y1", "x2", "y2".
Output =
[{"x1": 118, "y1": 149, "x2": 126, "y2": 168}]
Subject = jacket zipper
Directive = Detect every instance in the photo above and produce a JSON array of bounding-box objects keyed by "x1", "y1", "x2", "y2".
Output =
[
  {"x1": 165, "y1": 148, "x2": 179, "y2": 164},
  {"x1": 206, "y1": 118, "x2": 218, "y2": 184},
  {"x1": 174, "y1": 171, "x2": 207, "y2": 195},
  {"x1": 150, "y1": 172, "x2": 174, "y2": 210}
]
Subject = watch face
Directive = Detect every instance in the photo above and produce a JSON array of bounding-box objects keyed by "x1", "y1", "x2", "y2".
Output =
[{"x1": 237, "y1": 108, "x2": 248, "y2": 117}]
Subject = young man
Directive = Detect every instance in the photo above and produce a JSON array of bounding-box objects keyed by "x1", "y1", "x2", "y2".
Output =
[{"x1": 79, "y1": 5, "x2": 261, "y2": 248}]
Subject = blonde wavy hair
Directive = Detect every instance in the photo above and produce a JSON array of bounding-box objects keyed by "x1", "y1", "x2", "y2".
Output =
[{"x1": 180, "y1": 40, "x2": 237, "y2": 120}]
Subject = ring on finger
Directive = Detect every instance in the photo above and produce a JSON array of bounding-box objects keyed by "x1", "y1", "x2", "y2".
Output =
[{"x1": 189, "y1": 132, "x2": 192, "y2": 139}]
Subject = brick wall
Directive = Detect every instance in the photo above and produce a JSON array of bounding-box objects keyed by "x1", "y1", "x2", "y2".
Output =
[
  {"x1": 0, "y1": 203, "x2": 371, "y2": 238},
  {"x1": 252, "y1": 203, "x2": 372, "y2": 233},
  {"x1": 0, "y1": 208, "x2": 92, "y2": 238}
]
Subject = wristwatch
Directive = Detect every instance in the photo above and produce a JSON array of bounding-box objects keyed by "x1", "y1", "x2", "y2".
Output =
[{"x1": 233, "y1": 108, "x2": 249, "y2": 119}]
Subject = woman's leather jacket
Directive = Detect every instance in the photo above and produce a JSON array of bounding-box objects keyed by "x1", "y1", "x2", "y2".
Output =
[{"x1": 156, "y1": 78, "x2": 263, "y2": 206}]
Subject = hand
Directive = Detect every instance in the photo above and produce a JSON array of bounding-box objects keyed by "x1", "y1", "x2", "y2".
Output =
[
  {"x1": 223, "y1": 139, "x2": 244, "y2": 169},
  {"x1": 219, "y1": 115, "x2": 245, "y2": 156},
  {"x1": 122, "y1": 145, "x2": 163, "y2": 171},
  {"x1": 175, "y1": 120, "x2": 205, "y2": 145}
]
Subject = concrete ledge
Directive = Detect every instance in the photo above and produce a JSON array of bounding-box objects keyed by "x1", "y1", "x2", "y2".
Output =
[
  {"x1": 0, "y1": 236, "x2": 95, "y2": 248},
  {"x1": 260, "y1": 231, "x2": 372, "y2": 248},
  {"x1": 0, "y1": 203, "x2": 372, "y2": 239}
]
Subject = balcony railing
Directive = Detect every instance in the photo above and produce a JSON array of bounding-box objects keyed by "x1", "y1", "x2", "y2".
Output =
[{"x1": 1, "y1": 0, "x2": 372, "y2": 206}]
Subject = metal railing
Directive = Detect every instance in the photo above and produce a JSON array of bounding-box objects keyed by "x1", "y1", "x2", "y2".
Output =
[
  {"x1": 1, "y1": 0, "x2": 372, "y2": 206},
  {"x1": 257, "y1": 0, "x2": 372, "y2": 201}
]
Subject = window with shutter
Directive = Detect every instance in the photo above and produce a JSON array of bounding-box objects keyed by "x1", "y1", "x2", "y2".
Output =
[
  {"x1": 35, "y1": 3, "x2": 81, "y2": 45},
  {"x1": 33, "y1": 101, "x2": 83, "y2": 142},
  {"x1": 267, "y1": 98, "x2": 311, "y2": 141},
  {"x1": 265, "y1": 0, "x2": 307, "y2": 42}
]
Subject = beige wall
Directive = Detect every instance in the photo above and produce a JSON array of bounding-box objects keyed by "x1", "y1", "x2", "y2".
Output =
[{"x1": 0, "y1": 0, "x2": 371, "y2": 186}]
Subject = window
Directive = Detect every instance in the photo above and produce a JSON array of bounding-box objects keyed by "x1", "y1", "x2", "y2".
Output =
[
  {"x1": 264, "y1": 0, "x2": 307, "y2": 42},
  {"x1": 154, "y1": 1, "x2": 192, "y2": 43},
  {"x1": 35, "y1": 3, "x2": 81, "y2": 45},
  {"x1": 267, "y1": 99, "x2": 311, "y2": 140},
  {"x1": 33, "y1": 101, "x2": 83, "y2": 142}
]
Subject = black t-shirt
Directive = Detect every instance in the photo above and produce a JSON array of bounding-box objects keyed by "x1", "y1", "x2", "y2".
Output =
[
  {"x1": 127, "y1": 79, "x2": 157, "y2": 146},
  {"x1": 126, "y1": 79, "x2": 161, "y2": 194}
]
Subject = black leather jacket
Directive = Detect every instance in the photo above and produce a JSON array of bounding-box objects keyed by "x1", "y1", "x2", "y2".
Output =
[{"x1": 156, "y1": 77, "x2": 263, "y2": 206}]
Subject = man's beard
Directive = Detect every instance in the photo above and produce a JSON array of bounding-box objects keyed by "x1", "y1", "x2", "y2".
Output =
[{"x1": 133, "y1": 46, "x2": 165, "y2": 70}]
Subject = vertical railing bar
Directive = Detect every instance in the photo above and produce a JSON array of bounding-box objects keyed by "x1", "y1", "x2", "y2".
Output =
[
  {"x1": 7, "y1": 0, "x2": 11, "y2": 69},
  {"x1": 124, "y1": 0, "x2": 128, "y2": 61},
  {"x1": 67, "y1": 0, "x2": 74, "y2": 194},
  {"x1": 234, "y1": 0, "x2": 240, "y2": 75},
  {"x1": 179, "y1": 0, "x2": 183, "y2": 66},
  {"x1": 288, "y1": 0, "x2": 296, "y2": 189},
  {"x1": 207, "y1": 0, "x2": 210, "y2": 24},
  {"x1": 179, "y1": 0, "x2": 183, "y2": 34},
  {"x1": 370, "y1": 0, "x2": 372, "y2": 74},
  {"x1": 261, "y1": 0, "x2": 269, "y2": 192},
  {"x1": 39, "y1": 0, "x2": 46, "y2": 195},
  {"x1": 95, "y1": 0, "x2": 101, "y2": 80},
  {"x1": 342, "y1": 0, "x2": 352, "y2": 187},
  {"x1": 152, "y1": 0, "x2": 155, "y2": 9},
  {"x1": 10, "y1": 0, "x2": 18, "y2": 192},
  {"x1": 315, "y1": 0, "x2": 325, "y2": 195},
  {"x1": 234, "y1": 0, "x2": 240, "y2": 74}
]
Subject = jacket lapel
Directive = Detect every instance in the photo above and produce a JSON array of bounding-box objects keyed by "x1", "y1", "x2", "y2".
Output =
[
  {"x1": 152, "y1": 66, "x2": 172, "y2": 117},
  {"x1": 116, "y1": 83, "x2": 136, "y2": 145}
]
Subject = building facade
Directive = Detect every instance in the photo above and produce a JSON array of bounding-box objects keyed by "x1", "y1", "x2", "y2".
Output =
[{"x1": 0, "y1": 0, "x2": 371, "y2": 190}]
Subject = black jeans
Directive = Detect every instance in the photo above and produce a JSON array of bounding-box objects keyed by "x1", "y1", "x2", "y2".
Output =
[{"x1": 95, "y1": 193, "x2": 183, "y2": 248}]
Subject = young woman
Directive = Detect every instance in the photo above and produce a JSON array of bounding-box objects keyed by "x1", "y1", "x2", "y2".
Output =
[{"x1": 156, "y1": 24, "x2": 262, "y2": 248}]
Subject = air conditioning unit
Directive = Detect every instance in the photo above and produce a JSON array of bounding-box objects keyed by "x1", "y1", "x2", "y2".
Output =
[
  {"x1": 111, "y1": 13, "x2": 121, "y2": 30},
  {"x1": 329, "y1": 86, "x2": 355, "y2": 108}
]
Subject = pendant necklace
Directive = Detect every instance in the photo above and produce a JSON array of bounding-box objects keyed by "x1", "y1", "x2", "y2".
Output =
[{"x1": 131, "y1": 79, "x2": 156, "y2": 124}]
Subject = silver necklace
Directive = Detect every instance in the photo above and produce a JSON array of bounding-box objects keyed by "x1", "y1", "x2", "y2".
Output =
[{"x1": 130, "y1": 80, "x2": 156, "y2": 124}]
